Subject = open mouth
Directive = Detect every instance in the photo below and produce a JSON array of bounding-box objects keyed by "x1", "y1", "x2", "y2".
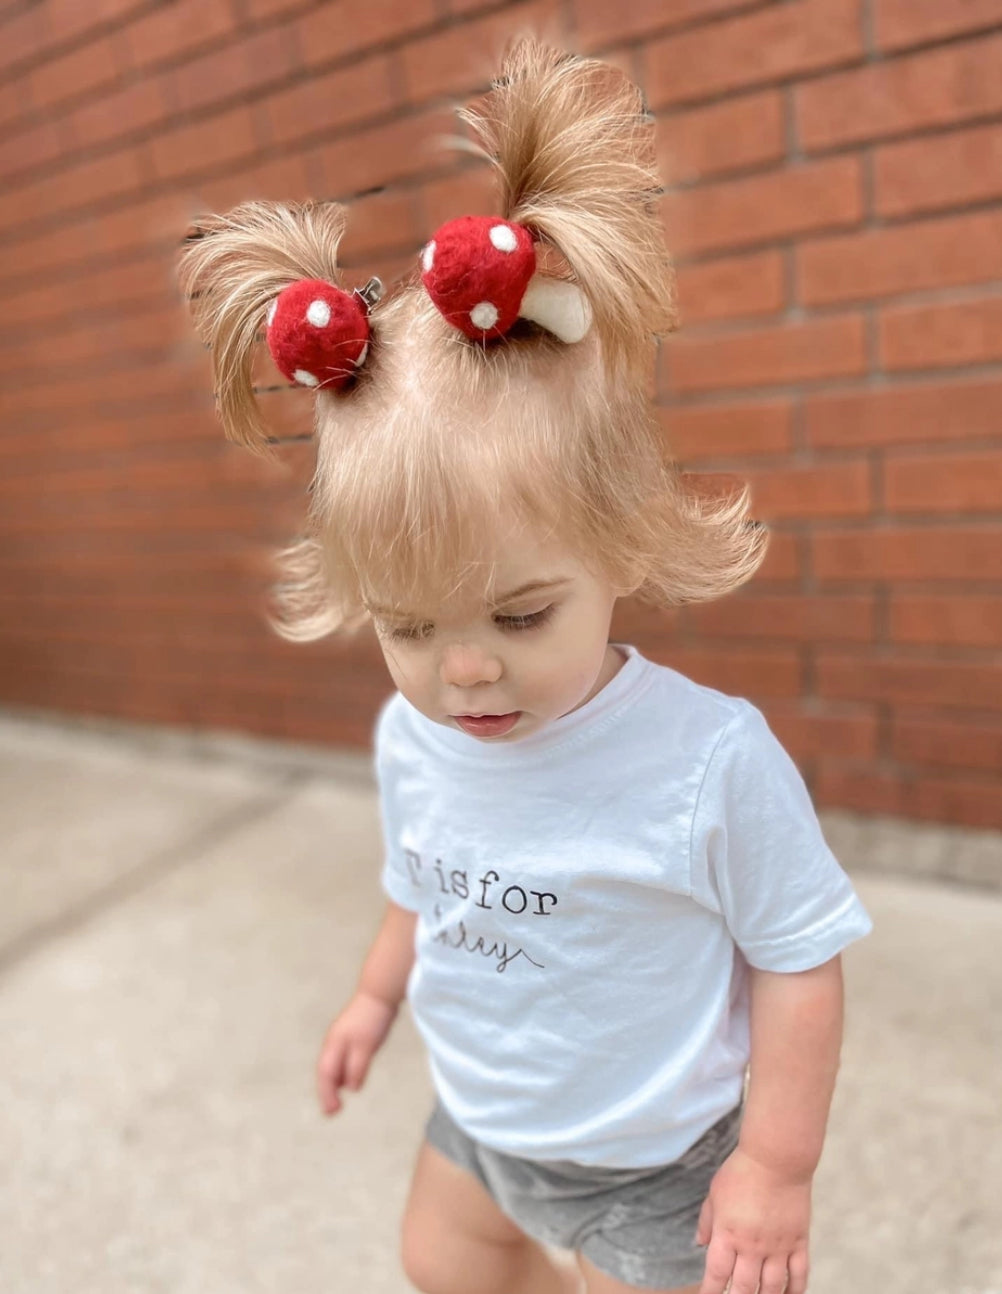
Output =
[{"x1": 453, "y1": 712, "x2": 521, "y2": 737}]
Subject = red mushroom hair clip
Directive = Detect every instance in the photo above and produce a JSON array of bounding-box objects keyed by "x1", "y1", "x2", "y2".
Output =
[
  {"x1": 421, "y1": 215, "x2": 592, "y2": 344},
  {"x1": 265, "y1": 275, "x2": 383, "y2": 389}
]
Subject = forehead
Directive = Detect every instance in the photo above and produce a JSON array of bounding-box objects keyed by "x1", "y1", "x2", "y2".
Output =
[{"x1": 366, "y1": 523, "x2": 584, "y2": 620}]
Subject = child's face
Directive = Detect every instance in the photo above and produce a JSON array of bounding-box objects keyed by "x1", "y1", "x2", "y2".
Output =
[{"x1": 370, "y1": 527, "x2": 624, "y2": 742}]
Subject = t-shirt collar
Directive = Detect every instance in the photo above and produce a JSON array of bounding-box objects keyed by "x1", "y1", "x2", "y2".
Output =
[{"x1": 400, "y1": 643, "x2": 653, "y2": 764}]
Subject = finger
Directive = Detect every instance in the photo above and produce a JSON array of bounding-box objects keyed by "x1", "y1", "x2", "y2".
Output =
[
  {"x1": 760, "y1": 1254, "x2": 791, "y2": 1294},
  {"x1": 344, "y1": 1042, "x2": 372, "y2": 1091},
  {"x1": 699, "y1": 1236, "x2": 736, "y2": 1294},
  {"x1": 788, "y1": 1246, "x2": 809, "y2": 1294},
  {"x1": 695, "y1": 1195, "x2": 713, "y2": 1246},
  {"x1": 728, "y1": 1252, "x2": 764, "y2": 1294},
  {"x1": 316, "y1": 1037, "x2": 347, "y2": 1113}
]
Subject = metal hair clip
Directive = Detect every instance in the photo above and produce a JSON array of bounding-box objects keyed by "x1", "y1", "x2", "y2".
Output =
[{"x1": 355, "y1": 276, "x2": 385, "y2": 309}]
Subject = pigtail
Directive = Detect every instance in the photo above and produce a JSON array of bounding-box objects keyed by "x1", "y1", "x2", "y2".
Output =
[
  {"x1": 178, "y1": 200, "x2": 351, "y2": 453},
  {"x1": 458, "y1": 39, "x2": 676, "y2": 379}
]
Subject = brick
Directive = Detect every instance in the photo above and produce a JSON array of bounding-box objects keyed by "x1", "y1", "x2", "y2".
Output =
[
  {"x1": 297, "y1": 0, "x2": 439, "y2": 70},
  {"x1": 664, "y1": 156, "x2": 862, "y2": 257},
  {"x1": 757, "y1": 529, "x2": 804, "y2": 581},
  {"x1": 29, "y1": 34, "x2": 123, "y2": 112},
  {"x1": 776, "y1": 703, "x2": 880, "y2": 760},
  {"x1": 658, "y1": 90, "x2": 785, "y2": 185},
  {"x1": 797, "y1": 210, "x2": 1002, "y2": 307},
  {"x1": 892, "y1": 714, "x2": 1002, "y2": 776},
  {"x1": 575, "y1": 0, "x2": 762, "y2": 51},
  {"x1": 0, "y1": 408, "x2": 221, "y2": 465},
  {"x1": 816, "y1": 651, "x2": 1002, "y2": 712},
  {"x1": 194, "y1": 148, "x2": 320, "y2": 212},
  {"x1": 884, "y1": 448, "x2": 1002, "y2": 514},
  {"x1": 173, "y1": 25, "x2": 299, "y2": 115},
  {"x1": 875, "y1": 122, "x2": 1002, "y2": 219},
  {"x1": 71, "y1": 74, "x2": 171, "y2": 150},
  {"x1": 814, "y1": 763, "x2": 1002, "y2": 830},
  {"x1": 0, "y1": 306, "x2": 181, "y2": 374},
  {"x1": 797, "y1": 33, "x2": 1002, "y2": 151},
  {"x1": 400, "y1": 0, "x2": 561, "y2": 103},
  {"x1": 419, "y1": 165, "x2": 495, "y2": 230},
  {"x1": 659, "y1": 399, "x2": 794, "y2": 460},
  {"x1": 151, "y1": 106, "x2": 259, "y2": 183},
  {"x1": 449, "y1": 0, "x2": 514, "y2": 12},
  {"x1": 1, "y1": 251, "x2": 166, "y2": 327},
  {"x1": 771, "y1": 707, "x2": 879, "y2": 762},
  {"x1": 261, "y1": 54, "x2": 396, "y2": 150},
  {"x1": 0, "y1": 4, "x2": 48, "y2": 75},
  {"x1": 665, "y1": 314, "x2": 867, "y2": 394},
  {"x1": 813, "y1": 525, "x2": 1002, "y2": 582},
  {"x1": 805, "y1": 377, "x2": 1002, "y2": 449},
  {"x1": 0, "y1": 118, "x2": 65, "y2": 183},
  {"x1": 0, "y1": 146, "x2": 145, "y2": 236},
  {"x1": 645, "y1": 0, "x2": 863, "y2": 109},
  {"x1": 0, "y1": 74, "x2": 27, "y2": 131},
  {"x1": 4, "y1": 195, "x2": 183, "y2": 284},
  {"x1": 316, "y1": 106, "x2": 456, "y2": 200},
  {"x1": 339, "y1": 188, "x2": 419, "y2": 264},
  {"x1": 745, "y1": 459, "x2": 871, "y2": 520},
  {"x1": 244, "y1": 0, "x2": 306, "y2": 17},
  {"x1": 40, "y1": 0, "x2": 150, "y2": 45},
  {"x1": 125, "y1": 0, "x2": 238, "y2": 68},
  {"x1": 880, "y1": 295, "x2": 1002, "y2": 372},
  {"x1": 890, "y1": 595, "x2": 1002, "y2": 650},
  {"x1": 875, "y1": 0, "x2": 1002, "y2": 52},
  {"x1": 686, "y1": 592, "x2": 876, "y2": 641},
  {"x1": 656, "y1": 645, "x2": 804, "y2": 699},
  {"x1": 676, "y1": 250, "x2": 786, "y2": 325}
]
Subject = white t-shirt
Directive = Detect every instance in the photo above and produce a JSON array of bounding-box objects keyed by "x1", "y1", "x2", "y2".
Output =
[{"x1": 376, "y1": 644, "x2": 873, "y2": 1168}]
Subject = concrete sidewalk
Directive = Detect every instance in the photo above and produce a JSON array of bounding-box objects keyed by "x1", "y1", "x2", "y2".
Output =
[{"x1": 2, "y1": 711, "x2": 1000, "y2": 1294}]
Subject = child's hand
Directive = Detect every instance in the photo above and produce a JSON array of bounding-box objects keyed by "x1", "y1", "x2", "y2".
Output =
[
  {"x1": 695, "y1": 1145, "x2": 811, "y2": 1294},
  {"x1": 315, "y1": 991, "x2": 398, "y2": 1116}
]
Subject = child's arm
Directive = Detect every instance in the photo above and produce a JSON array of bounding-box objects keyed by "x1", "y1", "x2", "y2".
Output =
[
  {"x1": 316, "y1": 900, "x2": 418, "y2": 1116},
  {"x1": 696, "y1": 953, "x2": 844, "y2": 1294}
]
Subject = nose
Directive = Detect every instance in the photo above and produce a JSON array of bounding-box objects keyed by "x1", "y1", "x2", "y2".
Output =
[{"x1": 439, "y1": 641, "x2": 503, "y2": 689}]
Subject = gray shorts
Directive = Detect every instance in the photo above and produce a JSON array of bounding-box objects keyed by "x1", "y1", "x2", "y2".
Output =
[{"x1": 425, "y1": 1100, "x2": 743, "y2": 1290}]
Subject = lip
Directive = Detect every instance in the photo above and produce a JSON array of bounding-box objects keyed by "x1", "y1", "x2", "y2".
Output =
[{"x1": 452, "y1": 712, "x2": 521, "y2": 738}]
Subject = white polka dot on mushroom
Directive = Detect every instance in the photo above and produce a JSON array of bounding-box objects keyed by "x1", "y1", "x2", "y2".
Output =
[
  {"x1": 266, "y1": 300, "x2": 278, "y2": 326},
  {"x1": 306, "y1": 299, "x2": 331, "y2": 327},
  {"x1": 422, "y1": 240, "x2": 436, "y2": 273},
  {"x1": 489, "y1": 224, "x2": 519, "y2": 254},
  {"x1": 470, "y1": 301, "x2": 499, "y2": 330},
  {"x1": 293, "y1": 369, "x2": 320, "y2": 387}
]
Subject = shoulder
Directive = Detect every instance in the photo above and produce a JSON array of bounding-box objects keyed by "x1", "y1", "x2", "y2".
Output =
[{"x1": 632, "y1": 652, "x2": 755, "y2": 751}]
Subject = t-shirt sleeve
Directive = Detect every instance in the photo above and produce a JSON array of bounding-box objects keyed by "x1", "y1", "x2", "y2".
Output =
[
  {"x1": 689, "y1": 702, "x2": 873, "y2": 972},
  {"x1": 373, "y1": 694, "x2": 423, "y2": 912}
]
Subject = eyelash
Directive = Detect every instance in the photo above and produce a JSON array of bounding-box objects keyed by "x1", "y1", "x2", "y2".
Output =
[{"x1": 386, "y1": 604, "x2": 556, "y2": 642}]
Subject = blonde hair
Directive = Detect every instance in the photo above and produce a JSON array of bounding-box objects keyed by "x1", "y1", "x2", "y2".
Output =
[{"x1": 178, "y1": 38, "x2": 768, "y2": 640}]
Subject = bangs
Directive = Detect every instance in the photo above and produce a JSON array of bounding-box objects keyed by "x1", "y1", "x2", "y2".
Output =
[{"x1": 309, "y1": 288, "x2": 609, "y2": 619}]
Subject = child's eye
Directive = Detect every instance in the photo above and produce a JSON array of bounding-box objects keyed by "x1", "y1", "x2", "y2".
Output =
[
  {"x1": 493, "y1": 605, "x2": 555, "y2": 633},
  {"x1": 387, "y1": 621, "x2": 434, "y2": 642}
]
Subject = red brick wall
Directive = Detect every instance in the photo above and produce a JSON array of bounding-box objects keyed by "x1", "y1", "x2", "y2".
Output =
[{"x1": 1, "y1": 0, "x2": 1000, "y2": 829}]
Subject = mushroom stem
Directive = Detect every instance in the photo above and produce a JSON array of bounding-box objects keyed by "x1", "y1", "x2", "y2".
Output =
[{"x1": 518, "y1": 275, "x2": 593, "y2": 344}]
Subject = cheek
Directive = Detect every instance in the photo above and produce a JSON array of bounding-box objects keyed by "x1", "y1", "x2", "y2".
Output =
[
  {"x1": 529, "y1": 642, "x2": 603, "y2": 707},
  {"x1": 379, "y1": 645, "x2": 426, "y2": 698}
]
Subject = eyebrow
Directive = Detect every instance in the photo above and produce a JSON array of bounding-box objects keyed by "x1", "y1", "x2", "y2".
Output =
[{"x1": 367, "y1": 577, "x2": 571, "y2": 620}]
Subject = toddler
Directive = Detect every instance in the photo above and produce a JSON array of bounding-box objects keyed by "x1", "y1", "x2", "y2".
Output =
[{"x1": 179, "y1": 38, "x2": 872, "y2": 1294}]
